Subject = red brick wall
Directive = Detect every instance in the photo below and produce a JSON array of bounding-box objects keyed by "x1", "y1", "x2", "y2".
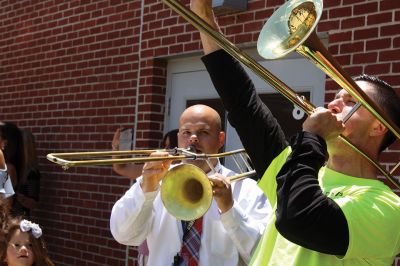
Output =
[
  {"x1": 0, "y1": 0, "x2": 150, "y2": 265},
  {"x1": 0, "y1": 0, "x2": 399, "y2": 265}
]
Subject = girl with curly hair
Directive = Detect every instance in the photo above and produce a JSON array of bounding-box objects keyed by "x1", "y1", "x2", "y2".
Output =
[{"x1": 0, "y1": 214, "x2": 54, "y2": 266}]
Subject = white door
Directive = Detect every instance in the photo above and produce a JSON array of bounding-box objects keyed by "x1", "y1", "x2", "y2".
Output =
[{"x1": 165, "y1": 51, "x2": 326, "y2": 170}]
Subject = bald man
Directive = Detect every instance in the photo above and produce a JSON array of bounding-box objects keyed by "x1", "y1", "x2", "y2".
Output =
[{"x1": 110, "y1": 105, "x2": 270, "y2": 266}]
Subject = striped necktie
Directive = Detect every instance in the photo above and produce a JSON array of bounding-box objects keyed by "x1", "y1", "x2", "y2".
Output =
[{"x1": 175, "y1": 217, "x2": 203, "y2": 266}]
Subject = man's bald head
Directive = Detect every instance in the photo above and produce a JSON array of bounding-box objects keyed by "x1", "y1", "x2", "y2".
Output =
[
  {"x1": 179, "y1": 104, "x2": 222, "y2": 132},
  {"x1": 178, "y1": 105, "x2": 225, "y2": 171}
]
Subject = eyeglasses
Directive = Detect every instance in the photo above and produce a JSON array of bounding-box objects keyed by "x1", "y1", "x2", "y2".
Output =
[{"x1": 8, "y1": 243, "x2": 33, "y2": 252}]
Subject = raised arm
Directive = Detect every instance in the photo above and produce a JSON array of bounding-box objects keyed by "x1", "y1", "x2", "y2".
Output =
[
  {"x1": 190, "y1": 0, "x2": 221, "y2": 54},
  {"x1": 191, "y1": 0, "x2": 287, "y2": 178},
  {"x1": 111, "y1": 128, "x2": 144, "y2": 179},
  {"x1": 275, "y1": 108, "x2": 349, "y2": 255}
]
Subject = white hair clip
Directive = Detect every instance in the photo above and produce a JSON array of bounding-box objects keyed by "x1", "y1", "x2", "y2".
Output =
[{"x1": 20, "y1": 219, "x2": 42, "y2": 238}]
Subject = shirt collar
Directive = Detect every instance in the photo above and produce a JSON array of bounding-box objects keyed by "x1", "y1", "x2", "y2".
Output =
[{"x1": 207, "y1": 160, "x2": 222, "y2": 175}]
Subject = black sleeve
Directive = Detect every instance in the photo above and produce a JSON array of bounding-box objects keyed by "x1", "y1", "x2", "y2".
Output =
[
  {"x1": 275, "y1": 131, "x2": 349, "y2": 255},
  {"x1": 202, "y1": 50, "x2": 288, "y2": 179}
]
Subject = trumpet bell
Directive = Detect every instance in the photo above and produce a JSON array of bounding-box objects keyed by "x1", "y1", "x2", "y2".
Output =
[
  {"x1": 161, "y1": 164, "x2": 213, "y2": 221},
  {"x1": 257, "y1": 0, "x2": 322, "y2": 59}
]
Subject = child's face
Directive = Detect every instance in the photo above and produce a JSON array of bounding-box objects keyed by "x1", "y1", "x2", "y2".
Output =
[{"x1": 5, "y1": 229, "x2": 35, "y2": 266}]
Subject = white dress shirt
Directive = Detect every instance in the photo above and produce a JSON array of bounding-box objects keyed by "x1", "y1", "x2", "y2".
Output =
[
  {"x1": 0, "y1": 165, "x2": 14, "y2": 198},
  {"x1": 110, "y1": 162, "x2": 270, "y2": 266}
]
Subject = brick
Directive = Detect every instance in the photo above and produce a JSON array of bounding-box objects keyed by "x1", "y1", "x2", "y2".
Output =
[
  {"x1": 354, "y1": 27, "x2": 379, "y2": 40},
  {"x1": 341, "y1": 16, "x2": 365, "y2": 29},
  {"x1": 324, "y1": 0, "x2": 341, "y2": 9},
  {"x1": 342, "y1": 0, "x2": 364, "y2": 5},
  {"x1": 342, "y1": 65, "x2": 363, "y2": 77},
  {"x1": 184, "y1": 41, "x2": 200, "y2": 52},
  {"x1": 333, "y1": 54, "x2": 351, "y2": 66},
  {"x1": 353, "y1": 2, "x2": 378, "y2": 16},
  {"x1": 379, "y1": 49, "x2": 400, "y2": 62},
  {"x1": 366, "y1": 38, "x2": 391, "y2": 51},
  {"x1": 329, "y1": 31, "x2": 352, "y2": 43},
  {"x1": 266, "y1": 0, "x2": 284, "y2": 6},
  {"x1": 237, "y1": 12, "x2": 255, "y2": 23},
  {"x1": 381, "y1": 24, "x2": 400, "y2": 37},
  {"x1": 163, "y1": 17, "x2": 177, "y2": 27},
  {"x1": 244, "y1": 21, "x2": 263, "y2": 33},
  {"x1": 367, "y1": 12, "x2": 393, "y2": 25},
  {"x1": 340, "y1": 41, "x2": 364, "y2": 54},
  {"x1": 365, "y1": 63, "x2": 391, "y2": 75},
  {"x1": 328, "y1": 44, "x2": 339, "y2": 55},
  {"x1": 381, "y1": 75, "x2": 400, "y2": 87},
  {"x1": 380, "y1": 1, "x2": 400, "y2": 11},
  {"x1": 317, "y1": 20, "x2": 340, "y2": 32},
  {"x1": 329, "y1": 6, "x2": 352, "y2": 19},
  {"x1": 177, "y1": 33, "x2": 191, "y2": 43},
  {"x1": 393, "y1": 63, "x2": 400, "y2": 73},
  {"x1": 169, "y1": 25, "x2": 185, "y2": 35},
  {"x1": 254, "y1": 9, "x2": 274, "y2": 21},
  {"x1": 234, "y1": 33, "x2": 252, "y2": 43},
  {"x1": 225, "y1": 24, "x2": 243, "y2": 35}
]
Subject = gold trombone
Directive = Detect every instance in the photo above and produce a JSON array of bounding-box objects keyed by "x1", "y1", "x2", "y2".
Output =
[
  {"x1": 47, "y1": 147, "x2": 252, "y2": 171},
  {"x1": 159, "y1": 0, "x2": 400, "y2": 189},
  {"x1": 47, "y1": 148, "x2": 256, "y2": 220}
]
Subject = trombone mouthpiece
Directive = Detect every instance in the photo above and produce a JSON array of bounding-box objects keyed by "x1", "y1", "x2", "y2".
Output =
[{"x1": 187, "y1": 145, "x2": 197, "y2": 153}]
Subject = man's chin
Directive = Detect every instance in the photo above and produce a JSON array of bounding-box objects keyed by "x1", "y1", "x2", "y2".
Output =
[
  {"x1": 327, "y1": 138, "x2": 348, "y2": 154},
  {"x1": 183, "y1": 160, "x2": 208, "y2": 170},
  {"x1": 184, "y1": 159, "x2": 201, "y2": 166}
]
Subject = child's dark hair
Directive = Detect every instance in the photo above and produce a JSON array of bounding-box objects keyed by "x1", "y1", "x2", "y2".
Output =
[
  {"x1": 0, "y1": 122, "x2": 24, "y2": 179},
  {"x1": 163, "y1": 129, "x2": 179, "y2": 149}
]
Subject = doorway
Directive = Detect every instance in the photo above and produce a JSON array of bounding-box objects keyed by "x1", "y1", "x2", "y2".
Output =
[{"x1": 165, "y1": 52, "x2": 325, "y2": 170}]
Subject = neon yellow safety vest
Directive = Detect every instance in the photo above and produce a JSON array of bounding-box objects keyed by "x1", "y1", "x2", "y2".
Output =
[{"x1": 250, "y1": 147, "x2": 400, "y2": 266}]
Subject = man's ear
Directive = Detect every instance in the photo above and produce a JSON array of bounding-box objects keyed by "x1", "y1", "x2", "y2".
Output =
[
  {"x1": 370, "y1": 120, "x2": 387, "y2": 137},
  {"x1": 218, "y1": 131, "x2": 226, "y2": 149}
]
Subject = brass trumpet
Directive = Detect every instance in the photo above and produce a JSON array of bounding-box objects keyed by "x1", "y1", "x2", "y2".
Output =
[{"x1": 160, "y1": 0, "x2": 400, "y2": 189}]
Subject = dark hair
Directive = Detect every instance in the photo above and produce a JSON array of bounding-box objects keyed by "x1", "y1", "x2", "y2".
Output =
[
  {"x1": 354, "y1": 74, "x2": 400, "y2": 152},
  {"x1": 0, "y1": 200, "x2": 9, "y2": 233},
  {"x1": 162, "y1": 129, "x2": 179, "y2": 149},
  {"x1": 0, "y1": 122, "x2": 24, "y2": 179},
  {"x1": 21, "y1": 130, "x2": 40, "y2": 185},
  {"x1": 0, "y1": 216, "x2": 55, "y2": 266}
]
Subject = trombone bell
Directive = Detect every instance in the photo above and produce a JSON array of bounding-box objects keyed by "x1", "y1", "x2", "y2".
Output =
[
  {"x1": 257, "y1": 0, "x2": 322, "y2": 59},
  {"x1": 161, "y1": 164, "x2": 213, "y2": 221}
]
